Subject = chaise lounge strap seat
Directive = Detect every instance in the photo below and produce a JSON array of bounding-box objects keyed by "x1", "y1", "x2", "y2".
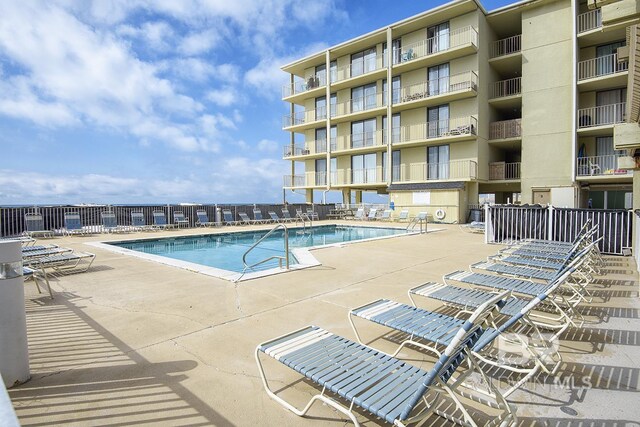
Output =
[
  {"x1": 506, "y1": 248, "x2": 569, "y2": 261},
  {"x1": 445, "y1": 270, "x2": 551, "y2": 297},
  {"x1": 22, "y1": 247, "x2": 71, "y2": 260},
  {"x1": 471, "y1": 261, "x2": 557, "y2": 281},
  {"x1": 491, "y1": 254, "x2": 564, "y2": 270}
]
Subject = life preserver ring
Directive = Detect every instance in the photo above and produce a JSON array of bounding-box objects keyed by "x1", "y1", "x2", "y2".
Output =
[{"x1": 434, "y1": 209, "x2": 446, "y2": 220}]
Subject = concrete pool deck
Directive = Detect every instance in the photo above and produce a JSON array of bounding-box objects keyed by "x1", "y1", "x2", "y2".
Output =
[{"x1": 8, "y1": 221, "x2": 640, "y2": 426}]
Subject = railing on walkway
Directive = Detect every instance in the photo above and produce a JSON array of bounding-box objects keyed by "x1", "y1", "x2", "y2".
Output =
[
  {"x1": 578, "y1": 53, "x2": 628, "y2": 81},
  {"x1": 396, "y1": 71, "x2": 477, "y2": 104},
  {"x1": 397, "y1": 160, "x2": 478, "y2": 182},
  {"x1": 0, "y1": 203, "x2": 336, "y2": 237},
  {"x1": 577, "y1": 8, "x2": 602, "y2": 34},
  {"x1": 485, "y1": 204, "x2": 633, "y2": 255},
  {"x1": 398, "y1": 26, "x2": 478, "y2": 63},
  {"x1": 489, "y1": 119, "x2": 521, "y2": 140},
  {"x1": 576, "y1": 154, "x2": 631, "y2": 177},
  {"x1": 577, "y1": 103, "x2": 626, "y2": 128},
  {"x1": 282, "y1": 72, "x2": 327, "y2": 98},
  {"x1": 490, "y1": 34, "x2": 521, "y2": 59}
]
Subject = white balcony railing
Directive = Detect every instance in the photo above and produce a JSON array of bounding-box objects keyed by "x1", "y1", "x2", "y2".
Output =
[
  {"x1": 334, "y1": 91, "x2": 386, "y2": 117},
  {"x1": 576, "y1": 155, "x2": 631, "y2": 176},
  {"x1": 489, "y1": 119, "x2": 522, "y2": 140},
  {"x1": 490, "y1": 77, "x2": 522, "y2": 99},
  {"x1": 283, "y1": 174, "x2": 305, "y2": 187},
  {"x1": 397, "y1": 160, "x2": 478, "y2": 182},
  {"x1": 334, "y1": 130, "x2": 385, "y2": 151},
  {"x1": 577, "y1": 9, "x2": 602, "y2": 34},
  {"x1": 578, "y1": 53, "x2": 629, "y2": 81},
  {"x1": 330, "y1": 167, "x2": 384, "y2": 185},
  {"x1": 396, "y1": 71, "x2": 477, "y2": 104},
  {"x1": 282, "y1": 72, "x2": 327, "y2": 98},
  {"x1": 282, "y1": 105, "x2": 333, "y2": 128},
  {"x1": 283, "y1": 139, "x2": 337, "y2": 157},
  {"x1": 577, "y1": 102, "x2": 626, "y2": 128},
  {"x1": 397, "y1": 26, "x2": 478, "y2": 64},
  {"x1": 490, "y1": 34, "x2": 521, "y2": 59},
  {"x1": 332, "y1": 55, "x2": 384, "y2": 83},
  {"x1": 489, "y1": 162, "x2": 521, "y2": 180},
  {"x1": 395, "y1": 116, "x2": 477, "y2": 143}
]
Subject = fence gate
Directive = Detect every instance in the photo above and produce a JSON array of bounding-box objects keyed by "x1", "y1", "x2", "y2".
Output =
[{"x1": 485, "y1": 204, "x2": 633, "y2": 255}]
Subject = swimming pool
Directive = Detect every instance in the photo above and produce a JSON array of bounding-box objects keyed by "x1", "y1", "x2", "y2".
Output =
[{"x1": 98, "y1": 225, "x2": 408, "y2": 280}]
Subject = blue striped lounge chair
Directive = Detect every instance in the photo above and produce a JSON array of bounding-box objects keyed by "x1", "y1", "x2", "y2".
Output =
[
  {"x1": 153, "y1": 211, "x2": 175, "y2": 229},
  {"x1": 268, "y1": 211, "x2": 282, "y2": 223},
  {"x1": 24, "y1": 213, "x2": 54, "y2": 238},
  {"x1": 131, "y1": 212, "x2": 155, "y2": 231},
  {"x1": 22, "y1": 246, "x2": 71, "y2": 261},
  {"x1": 25, "y1": 251, "x2": 96, "y2": 274},
  {"x1": 306, "y1": 208, "x2": 319, "y2": 220},
  {"x1": 196, "y1": 210, "x2": 216, "y2": 227},
  {"x1": 101, "y1": 212, "x2": 128, "y2": 233},
  {"x1": 222, "y1": 210, "x2": 238, "y2": 226},
  {"x1": 366, "y1": 208, "x2": 378, "y2": 220},
  {"x1": 237, "y1": 212, "x2": 253, "y2": 225},
  {"x1": 64, "y1": 212, "x2": 88, "y2": 236},
  {"x1": 256, "y1": 290, "x2": 516, "y2": 426},
  {"x1": 173, "y1": 211, "x2": 190, "y2": 228},
  {"x1": 281, "y1": 209, "x2": 295, "y2": 223},
  {"x1": 394, "y1": 209, "x2": 410, "y2": 222}
]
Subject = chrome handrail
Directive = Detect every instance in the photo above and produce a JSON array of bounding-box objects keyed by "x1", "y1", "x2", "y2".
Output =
[
  {"x1": 239, "y1": 224, "x2": 290, "y2": 279},
  {"x1": 407, "y1": 214, "x2": 428, "y2": 234}
]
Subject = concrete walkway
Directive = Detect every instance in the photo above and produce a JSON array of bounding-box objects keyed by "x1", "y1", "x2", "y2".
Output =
[{"x1": 8, "y1": 222, "x2": 640, "y2": 426}]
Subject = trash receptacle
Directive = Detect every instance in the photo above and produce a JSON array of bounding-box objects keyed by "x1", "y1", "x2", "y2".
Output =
[
  {"x1": 215, "y1": 207, "x2": 222, "y2": 226},
  {"x1": 469, "y1": 209, "x2": 482, "y2": 223},
  {"x1": 0, "y1": 240, "x2": 30, "y2": 388}
]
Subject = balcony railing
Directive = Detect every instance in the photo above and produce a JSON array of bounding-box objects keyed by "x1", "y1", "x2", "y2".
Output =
[
  {"x1": 334, "y1": 130, "x2": 385, "y2": 151},
  {"x1": 282, "y1": 105, "x2": 333, "y2": 128},
  {"x1": 331, "y1": 167, "x2": 384, "y2": 185},
  {"x1": 334, "y1": 92, "x2": 386, "y2": 117},
  {"x1": 283, "y1": 139, "x2": 337, "y2": 157},
  {"x1": 283, "y1": 174, "x2": 305, "y2": 187},
  {"x1": 577, "y1": 102, "x2": 626, "y2": 128},
  {"x1": 577, "y1": 9, "x2": 602, "y2": 34},
  {"x1": 489, "y1": 162, "x2": 521, "y2": 180},
  {"x1": 332, "y1": 56, "x2": 384, "y2": 83},
  {"x1": 397, "y1": 26, "x2": 478, "y2": 64},
  {"x1": 282, "y1": 72, "x2": 327, "y2": 98},
  {"x1": 397, "y1": 71, "x2": 477, "y2": 104},
  {"x1": 576, "y1": 155, "x2": 631, "y2": 176},
  {"x1": 397, "y1": 160, "x2": 478, "y2": 182},
  {"x1": 578, "y1": 53, "x2": 628, "y2": 81},
  {"x1": 490, "y1": 77, "x2": 522, "y2": 99},
  {"x1": 490, "y1": 34, "x2": 522, "y2": 59},
  {"x1": 395, "y1": 116, "x2": 477, "y2": 143},
  {"x1": 489, "y1": 119, "x2": 522, "y2": 140}
]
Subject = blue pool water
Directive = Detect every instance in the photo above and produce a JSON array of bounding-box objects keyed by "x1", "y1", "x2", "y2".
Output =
[{"x1": 107, "y1": 225, "x2": 407, "y2": 274}]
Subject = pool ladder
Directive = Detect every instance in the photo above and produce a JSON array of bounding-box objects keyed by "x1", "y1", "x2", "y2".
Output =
[
  {"x1": 235, "y1": 224, "x2": 290, "y2": 282},
  {"x1": 407, "y1": 213, "x2": 428, "y2": 234},
  {"x1": 296, "y1": 212, "x2": 312, "y2": 230}
]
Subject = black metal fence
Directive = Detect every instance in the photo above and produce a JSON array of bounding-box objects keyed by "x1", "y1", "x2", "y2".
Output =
[
  {"x1": 0, "y1": 203, "x2": 336, "y2": 237},
  {"x1": 485, "y1": 204, "x2": 633, "y2": 255}
]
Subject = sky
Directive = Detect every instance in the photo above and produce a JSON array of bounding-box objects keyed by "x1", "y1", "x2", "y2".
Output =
[{"x1": 0, "y1": 0, "x2": 513, "y2": 206}]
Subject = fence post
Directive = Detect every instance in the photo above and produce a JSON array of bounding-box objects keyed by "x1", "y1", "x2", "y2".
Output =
[
  {"x1": 484, "y1": 204, "x2": 490, "y2": 244},
  {"x1": 547, "y1": 205, "x2": 554, "y2": 241}
]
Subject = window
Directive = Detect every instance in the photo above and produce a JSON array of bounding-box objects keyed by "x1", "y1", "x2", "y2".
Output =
[
  {"x1": 596, "y1": 88, "x2": 626, "y2": 125},
  {"x1": 330, "y1": 157, "x2": 337, "y2": 184},
  {"x1": 329, "y1": 60, "x2": 337, "y2": 83},
  {"x1": 351, "y1": 119, "x2": 377, "y2": 148},
  {"x1": 351, "y1": 48, "x2": 377, "y2": 77},
  {"x1": 330, "y1": 93, "x2": 337, "y2": 118},
  {"x1": 315, "y1": 125, "x2": 337, "y2": 152},
  {"x1": 351, "y1": 83, "x2": 377, "y2": 113},
  {"x1": 382, "y1": 113, "x2": 401, "y2": 143},
  {"x1": 382, "y1": 39, "x2": 401, "y2": 66},
  {"x1": 315, "y1": 158, "x2": 327, "y2": 185},
  {"x1": 427, "y1": 104, "x2": 449, "y2": 138},
  {"x1": 382, "y1": 77, "x2": 401, "y2": 105},
  {"x1": 427, "y1": 145, "x2": 450, "y2": 179},
  {"x1": 315, "y1": 96, "x2": 326, "y2": 120},
  {"x1": 428, "y1": 63, "x2": 449, "y2": 96},
  {"x1": 596, "y1": 41, "x2": 625, "y2": 76},
  {"x1": 427, "y1": 22, "x2": 450, "y2": 54},
  {"x1": 351, "y1": 153, "x2": 377, "y2": 183},
  {"x1": 314, "y1": 63, "x2": 326, "y2": 88},
  {"x1": 382, "y1": 150, "x2": 401, "y2": 181}
]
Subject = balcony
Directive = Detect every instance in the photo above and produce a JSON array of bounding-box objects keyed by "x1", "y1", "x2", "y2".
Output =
[
  {"x1": 490, "y1": 35, "x2": 522, "y2": 59},
  {"x1": 489, "y1": 77, "x2": 522, "y2": 109},
  {"x1": 282, "y1": 72, "x2": 327, "y2": 100},
  {"x1": 489, "y1": 119, "x2": 522, "y2": 141},
  {"x1": 393, "y1": 71, "x2": 477, "y2": 111},
  {"x1": 283, "y1": 140, "x2": 334, "y2": 158},
  {"x1": 576, "y1": 155, "x2": 632, "y2": 179},
  {"x1": 577, "y1": 9, "x2": 602, "y2": 34},
  {"x1": 577, "y1": 102, "x2": 626, "y2": 135},
  {"x1": 283, "y1": 174, "x2": 305, "y2": 188},
  {"x1": 577, "y1": 54, "x2": 628, "y2": 91},
  {"x1": 489, "y1": 161, "x2": 521, "y2": 181},
  {"x1": 332, "y1": 167, "x2": 385, "y2": 186},
  {"x1": 331, "y1": 56, "x2": 386, "y2": 89},
  {"x1": 333, "y1": 130, "x2": 386, "y2": 152},
  {"x1": 396, "y1": 160, "x2": 478, "y2": 183},
  {"x1": 393, "y1": 26, "x2": 479, "y2": 73},
  {"x1": 282, "y1": 106, "x2": 330, "y2": 130},
  {"x1": 394, "y1": 116, "x2": 477, "y2": 147},
  {"x1": 332, "y1": 92, "x2": 386, "y2": 122}
]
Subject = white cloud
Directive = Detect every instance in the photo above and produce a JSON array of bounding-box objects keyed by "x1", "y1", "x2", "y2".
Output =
[
  {"x1": 117, "y1": 21, "x2": 175, "y2": 52},
  {"x1": 206, "y1": 87, "x2": 239, "y2": 107},
  {"x1": 178, "y1": 29, "x2": 220, "y2": 55},
  {"x1": 257, "y1": 139, "x2": 278, "y2": 152}
]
